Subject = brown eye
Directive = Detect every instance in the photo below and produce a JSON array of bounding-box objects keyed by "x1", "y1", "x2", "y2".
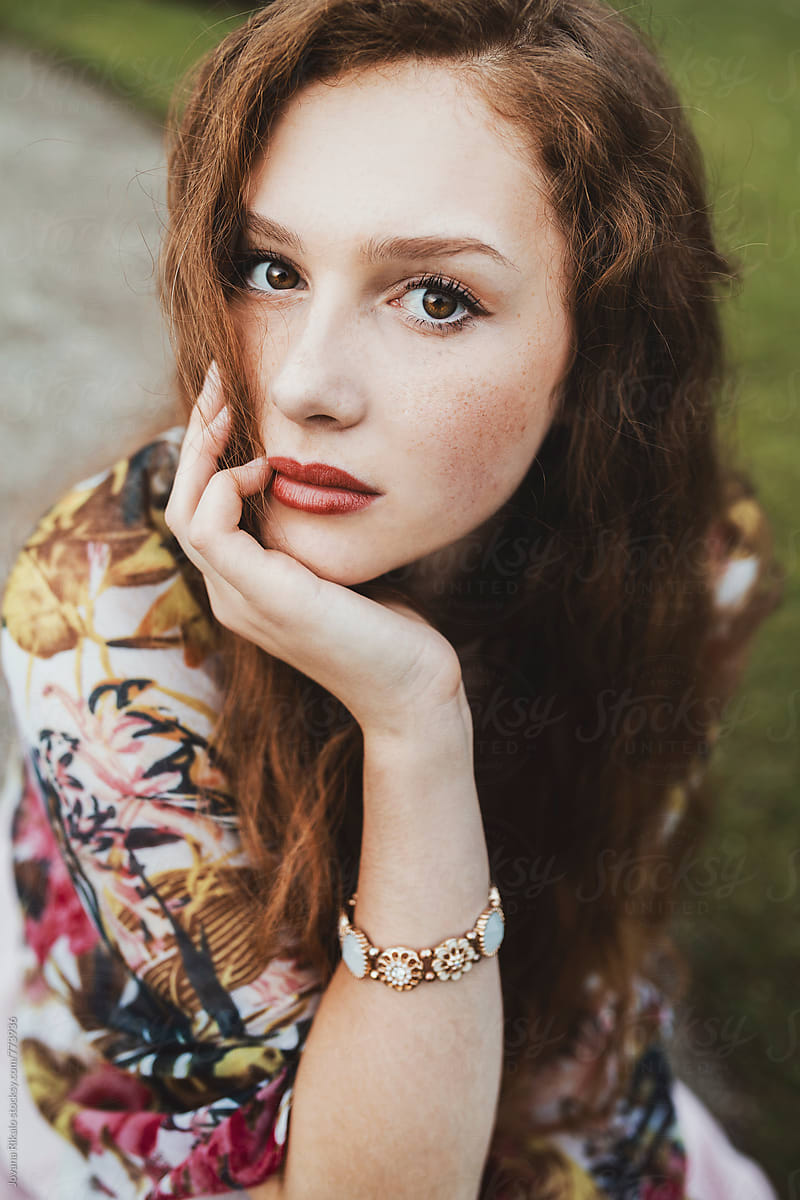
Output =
[
  {"x1": 247, "y1": 258, "x2": 300, "y2": 291},
  {"x1": 398, "y1": 273, "x2": 479, "y2": 335},
  {"x1": 422, "y1": 290, "x2": 459, "y2": 320}
]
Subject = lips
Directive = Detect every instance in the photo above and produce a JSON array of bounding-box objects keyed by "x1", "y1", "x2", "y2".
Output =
[
  {"x1": 265, "y1": 456, "x2": 381, "y2": 515},
  {"x1": 266, "y1": 458, "x2": 378, "y2": 494}
]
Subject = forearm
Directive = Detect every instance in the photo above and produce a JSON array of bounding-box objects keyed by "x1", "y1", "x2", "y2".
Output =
[{"x1": 253, "y1": 703, "x2": 503, "y2": 1200}]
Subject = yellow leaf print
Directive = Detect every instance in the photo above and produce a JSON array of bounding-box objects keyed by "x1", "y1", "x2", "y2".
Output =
[
  {"x1": 106, "y1": 530, "x2": 180, "y2": 589},
  {"x1": 131, "y1": 575, "x2": 219, "y2": 667},
  {"x1": 1, "y1": 548, "x2": 81, "y2": 657}
]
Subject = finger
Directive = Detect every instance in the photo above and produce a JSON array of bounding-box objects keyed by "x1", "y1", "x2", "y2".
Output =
[
  {"x1": 182, "y1": 463, "x2": 444, "y2": 701},
  {"x1": 166, "y1": 367, "x2": 231, "y2": 531},
  {"x1": 166, "y1": 404, "x2": 231, "y2": 532},
  {"x1": 191, "y1": 456, "x2": 273, "y2": 548},
  {"x1": 189, "y1": 457, "x2": 316, "y2": 608},
  {"x1": 195, "y1": 359, "x2": 225, "y2": 426}
]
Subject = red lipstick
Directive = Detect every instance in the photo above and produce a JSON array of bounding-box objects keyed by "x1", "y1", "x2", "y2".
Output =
[{"x1": 267, "y1": 457, "x2": 381, "y2": 515}]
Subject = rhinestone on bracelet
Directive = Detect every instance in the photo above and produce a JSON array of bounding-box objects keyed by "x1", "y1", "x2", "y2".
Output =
[{"x1": 337, "y1": 883, "x2": 505, "y2": 991}]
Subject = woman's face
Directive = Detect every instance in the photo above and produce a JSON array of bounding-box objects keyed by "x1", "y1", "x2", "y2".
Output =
[{"x1": 235, "y1": 58, "x2": 572, "y2": 587}]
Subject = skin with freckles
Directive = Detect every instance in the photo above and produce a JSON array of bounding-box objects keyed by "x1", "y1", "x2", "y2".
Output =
[{"x1": 233, "y1": 57, "x2": 573, "y2": 590}]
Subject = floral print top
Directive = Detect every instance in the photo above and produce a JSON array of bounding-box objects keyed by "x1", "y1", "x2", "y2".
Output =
[{"x1": 0, "y1": 426, "x2": 783, "y2": 1199}]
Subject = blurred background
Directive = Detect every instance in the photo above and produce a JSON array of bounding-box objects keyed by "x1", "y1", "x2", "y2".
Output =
[{"x1": 0, "y1": 0, "x2": 798, "y2": 1194}]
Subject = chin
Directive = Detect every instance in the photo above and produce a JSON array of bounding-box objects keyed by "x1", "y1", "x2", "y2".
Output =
[
  {"x1": 272, "y1": 540, "x2": 401, "y2": 588},
  {"x1": 317, "y1": 563, "x2": 382, "y2": 587},
  {"x1": 257, "y1": 513, "x2": 441, "y2": 589}
]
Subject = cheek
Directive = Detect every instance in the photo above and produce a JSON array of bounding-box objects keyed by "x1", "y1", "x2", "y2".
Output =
[
  {"x1": 427, "y1": 320, "x2": 570, "y2": 506},
  {"x1": 230, "y1": 305, "x2": 263, "y2": 378},
  {"x1": 231, "y1": 305, "x2": 279, "y2": 416},
  {"x1": 418, "y1": 379, "x2": 538, "y2": 508},
  {"x1": 235, "y1": 305, "x2": 271, "y2": 362}
]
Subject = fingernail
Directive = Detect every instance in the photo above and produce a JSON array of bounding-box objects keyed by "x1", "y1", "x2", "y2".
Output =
[
  {"x1": 209, "y1": 403, "x2": 230, "y2": 430},
  {"x1": 206, "y1": 359, "x2": 221, "y2": 391}
]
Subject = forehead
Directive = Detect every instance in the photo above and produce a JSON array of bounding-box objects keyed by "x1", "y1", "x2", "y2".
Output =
[{"x1": 244, "y1": 59, "x2": 556, "y2": 261}]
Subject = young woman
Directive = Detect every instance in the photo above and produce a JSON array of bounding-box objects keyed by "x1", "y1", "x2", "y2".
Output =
[{"x1": 0, "y1": 0, "x2": 786, "y2": 1197}]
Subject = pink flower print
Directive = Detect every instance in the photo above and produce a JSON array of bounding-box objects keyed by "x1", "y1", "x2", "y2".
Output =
[
  {"x1": 38, "y1": 683, "x2": 229, "y2": 865},
  {"x1": 153, "y1": 1073, "x2": 288, "y2": 1197},
  {"x1": 69, "y1": 1062, "x2": 165, "y2": 1163},
  {"x1": 72, "y1": 1105, "x2": 164, "y2": 1161},
  {"x1": 31, "y1": 846, "x2": 101, "y2": 965},
  {"x1": 28, "y1": 679, "x2": 243, "y2": 978},
  {"x1": 41, "y1": 684, "x2": 185, "y2": 828},
  {"x1": 642, "y1": 1174, "x2": 685, "y2": 1200},
  {"x1": 69, "y1": 1061, "x2": 153, "y2": 1110},
  {"x1": 246, "y1": 956, "x2": 324, "y2": 1014},
  {"x1": 15, "y1": 764, "x2": 99, "y2": 964}
]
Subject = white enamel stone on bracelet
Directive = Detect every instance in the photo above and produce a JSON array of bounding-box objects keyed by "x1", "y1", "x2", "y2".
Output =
[{"x1": 337, "y1": 883, "x2": 505, "y2": 991}]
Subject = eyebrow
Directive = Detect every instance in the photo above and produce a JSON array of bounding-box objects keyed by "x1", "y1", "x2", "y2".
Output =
[{"x1": 242, "y1": 211, "x2": 519, "y2": 272}]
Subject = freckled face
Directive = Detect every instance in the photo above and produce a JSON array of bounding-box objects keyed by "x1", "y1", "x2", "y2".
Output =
[{"x1": 234, "y1": 58, "x2": 573, "y2": 586}]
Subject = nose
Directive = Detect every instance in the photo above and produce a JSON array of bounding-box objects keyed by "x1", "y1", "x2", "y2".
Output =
[{"x1": 264, "y1": 293, "x2": 369, "y2": 428}]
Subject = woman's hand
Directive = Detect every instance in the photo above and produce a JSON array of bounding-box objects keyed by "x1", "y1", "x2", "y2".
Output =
[{"x1": 164, "y1": 362, "x2": 468, "y2": 739}]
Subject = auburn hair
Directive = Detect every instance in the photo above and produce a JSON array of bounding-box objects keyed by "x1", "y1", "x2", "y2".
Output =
[{"x1": 157, "y1": 0, "x2": 784, "y2": 1144}]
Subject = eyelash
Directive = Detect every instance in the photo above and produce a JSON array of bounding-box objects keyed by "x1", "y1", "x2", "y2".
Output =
[{"x1": 233, "y1": 248, "x2": 485, "y2": 337}]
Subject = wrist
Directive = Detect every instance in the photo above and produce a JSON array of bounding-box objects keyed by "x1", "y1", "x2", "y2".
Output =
[
  {"x1": 361, "y1": 693, "x2": 473, "y2": 764},
  {"x1": 357, "y1": 701, "x2": 488, "y2": 945},
  {"x1": 338, "y1": 880, "x2": 504, "y2": 989},
  {"x1": 360, "y1": 675, "x2": 472, "y2": 743}
]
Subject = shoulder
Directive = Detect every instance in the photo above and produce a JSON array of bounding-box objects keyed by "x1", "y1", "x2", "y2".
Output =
[
  {"x1": 1, "y1": 424, "x2": 221, "y2": 672},
  {"x1": 0, "y1": 425, "x2": 228, "y2": 753}
]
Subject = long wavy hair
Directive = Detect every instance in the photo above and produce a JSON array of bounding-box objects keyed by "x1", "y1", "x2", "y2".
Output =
[{"x1": 157, "y1": 0, "x2": 785, "y2": 1150}]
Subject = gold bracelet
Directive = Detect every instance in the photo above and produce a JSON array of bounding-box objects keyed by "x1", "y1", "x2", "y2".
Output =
[{"x1": 337, "y1": 882, "x2": 505, "y2": 991}]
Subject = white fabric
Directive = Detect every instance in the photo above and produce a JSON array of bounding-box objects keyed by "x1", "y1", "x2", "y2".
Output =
[{"x1": 673, "y1": 1078, "x2": 778, "y2": 1200}]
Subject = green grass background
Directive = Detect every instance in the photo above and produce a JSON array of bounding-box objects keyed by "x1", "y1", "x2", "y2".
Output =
[{"x1": 1, "y1": 0, "x2": 798, "y2": 1193}]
